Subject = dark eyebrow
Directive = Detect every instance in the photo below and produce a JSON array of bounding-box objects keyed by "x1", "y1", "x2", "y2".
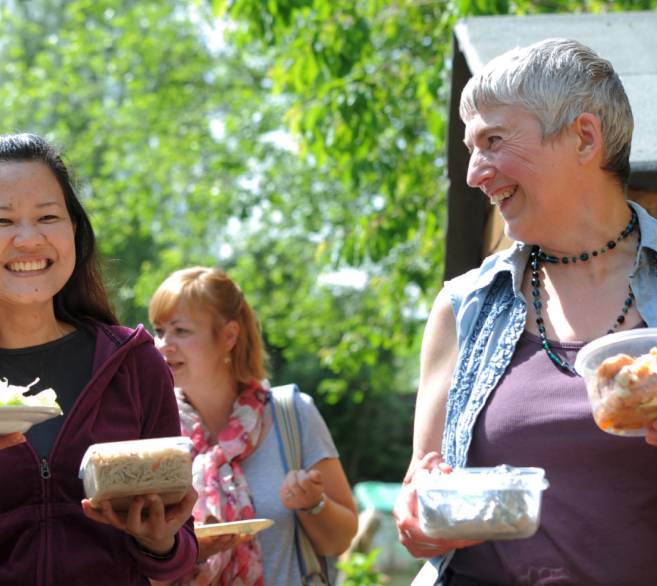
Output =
[
  {"x1": 36, "y1": 201, "x2": 65, "y2": 209},
  {"x1": 0, "y1": 200, "x2": 64, "y2": 211}
]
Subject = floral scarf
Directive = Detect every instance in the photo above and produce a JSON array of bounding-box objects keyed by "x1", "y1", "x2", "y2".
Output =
[{"x1": 176, "y1": 381, "x2": 268, "y2": 586}]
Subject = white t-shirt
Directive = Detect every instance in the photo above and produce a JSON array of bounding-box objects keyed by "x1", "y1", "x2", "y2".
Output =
[{"x1": 242, "y1": 392, "x2": 339, "y2": 586}]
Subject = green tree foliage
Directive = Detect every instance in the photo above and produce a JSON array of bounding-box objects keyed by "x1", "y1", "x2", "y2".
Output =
[
  {"x1": 336, "y1": 549, "x2": 385, "y2": 586},
  {"x1": 207, "y1": 0, "x2": 657, "y2": 481},
  {"x1": 0, "y1": 0, "x2": 278, "y2": 322},
  {"x1": 2, "y1": 0, "x2": 656, "y2": 482},
  {"x1": 0, "y1": 0, "x2": 419, "y2": 481}
]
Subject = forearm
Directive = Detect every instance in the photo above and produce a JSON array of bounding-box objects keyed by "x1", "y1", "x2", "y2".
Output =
[{"x1": 296, "y1": 495, "x2": 358, "y2": 556}]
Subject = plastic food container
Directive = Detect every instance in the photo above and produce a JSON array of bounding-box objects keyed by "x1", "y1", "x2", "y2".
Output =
[
  {"x1": 79, "y1": 436, "x2": 193, "y2": 511},
  {"x1": 575, "y1": 328, "x2": 657, "y2": 436},
  {"x1": 416, "y1": 466, "x2": 549, "y2": 540}
]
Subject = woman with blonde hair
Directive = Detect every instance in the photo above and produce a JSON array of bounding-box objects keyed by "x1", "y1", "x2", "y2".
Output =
[{"x1": 149, "y1": 266, "x2": 357, "y2": 585}]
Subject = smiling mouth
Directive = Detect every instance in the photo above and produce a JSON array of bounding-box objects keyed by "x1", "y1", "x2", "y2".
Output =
[
  {"x1": 5, "y1": 259, "x2": 52, "y2": 272},
  {"x1": 490, "y1": 187, "x2": 517, "y2": 205}
]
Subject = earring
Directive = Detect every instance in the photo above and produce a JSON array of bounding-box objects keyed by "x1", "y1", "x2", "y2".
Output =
[{"x1": 224, "y1": 356, "x2": 232, "y2": 364}]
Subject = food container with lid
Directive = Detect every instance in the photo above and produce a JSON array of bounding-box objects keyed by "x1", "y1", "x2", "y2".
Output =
[
  {"x1": 574, "y1": 328, "x2": 657, "y2": 436},
  {"x1": 416, "y1": 465, "x2": 548, "y2": 541},
  {"x1": 79, "y1": 436, "x2": 193, "y2": 511}
]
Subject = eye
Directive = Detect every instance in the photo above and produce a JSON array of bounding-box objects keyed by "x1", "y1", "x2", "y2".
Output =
[
  {"x1": 153, "y1": 327, "x2": 164, "y2": 338},
  {"x1": 487, "y1": 135, "x2": 502, "y2": 147},
  {"x1": 0, "y1": 217, "x2": 13, "y2": 226},
  {"x1": 39, "y1": 214, "x2": 60, "y2": 222},
  {"x1": 175, "y1": 327, "x2": 191, "y2": 335}
]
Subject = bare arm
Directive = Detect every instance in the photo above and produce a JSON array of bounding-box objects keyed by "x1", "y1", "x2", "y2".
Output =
[
  {"x1": 407, "y1": 287, "x2": 458, "y2": 479},
  {"x1": 394, "y1": 288, "x2": 481, "y2": 557},
  {"x1": 280, "y1": 457, "x2": 358, "y2": 557}
]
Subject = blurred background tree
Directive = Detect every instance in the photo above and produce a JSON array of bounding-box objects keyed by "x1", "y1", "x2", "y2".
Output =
[{"x1": 1, "y1": 0, "x2": 655, "y2": 484}]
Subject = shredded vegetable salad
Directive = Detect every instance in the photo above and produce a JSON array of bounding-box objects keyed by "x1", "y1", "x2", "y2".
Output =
[{"x1": 0, "y1": 377, "x2": 62, "y2": 411}]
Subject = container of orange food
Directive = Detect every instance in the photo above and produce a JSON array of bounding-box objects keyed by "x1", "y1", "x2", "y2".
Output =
[{"x1": 575, "y1": 328, "x2": 657, "y2": 436}]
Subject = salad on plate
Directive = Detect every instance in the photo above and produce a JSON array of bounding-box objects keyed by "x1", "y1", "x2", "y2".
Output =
[
  {"x1": 0, "y1": 377, "x2": 62, "y2": 435},
  {"x1": 0, "y1": 377, "x2": 62, "y2": 409}
]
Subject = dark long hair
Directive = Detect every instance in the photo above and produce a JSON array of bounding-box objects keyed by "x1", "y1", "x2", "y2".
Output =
[{"x1": 0, "y1": 133, "x2": 118, "y2": 326}]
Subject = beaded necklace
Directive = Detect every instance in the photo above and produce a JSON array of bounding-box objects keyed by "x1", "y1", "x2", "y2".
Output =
[{"x1": 529, "y1": 207, "x2": 639, "y2": 375}]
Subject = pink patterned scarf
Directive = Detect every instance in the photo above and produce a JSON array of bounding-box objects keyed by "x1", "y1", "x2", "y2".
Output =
[{"x1": 176, "y1": 381, "x2": 268, "y2": 586}]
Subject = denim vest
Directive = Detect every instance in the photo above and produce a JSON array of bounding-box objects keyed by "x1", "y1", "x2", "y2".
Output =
[{"x1": 417, "y1": 201, "x2": 657, "y2": 585}]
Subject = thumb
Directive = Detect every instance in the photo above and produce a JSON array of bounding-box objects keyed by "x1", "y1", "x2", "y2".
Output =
[
  {"x1": 418, "y1": 451, "x2": 444, "y2": 470},
  {"x1": 307, "y1": 469, "x2": 323, "y2": 484}
]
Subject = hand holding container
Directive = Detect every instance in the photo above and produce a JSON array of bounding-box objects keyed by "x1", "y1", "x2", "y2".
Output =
[
  {"x1": 416, "y1": 465, "x2": 548, "y2": 541},
  {"x1": 575, "y1": 328, "x2": 657, "y2": 436}
]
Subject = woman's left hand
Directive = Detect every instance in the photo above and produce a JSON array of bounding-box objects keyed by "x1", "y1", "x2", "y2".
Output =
[
  {"x1": 279, "y1": 468, "x2": 324, "y2": 511},
  {"x1": 0, "y1": 432, "x2": 26, "y2": 450},
  {"x1": 81, "y1": 486, "x2": 197, "y2": 555}
]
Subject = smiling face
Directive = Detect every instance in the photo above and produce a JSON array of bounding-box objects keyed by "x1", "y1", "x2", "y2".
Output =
[
  {"x1": 152, "y1": 303, "x2": 229, "y2": 391},
  {"x1": 0, "y1": 161, "x2": 76, "y2": 312},
  {"x1": 464, "y1": 104, "x2": 578, "y2": 243}
]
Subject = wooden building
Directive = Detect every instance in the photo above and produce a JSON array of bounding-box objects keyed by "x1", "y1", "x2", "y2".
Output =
[{"x1": 445, "y1": 11, "x2": 657, "y2": 280}]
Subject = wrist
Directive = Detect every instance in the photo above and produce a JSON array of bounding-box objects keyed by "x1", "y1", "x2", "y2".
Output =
[
  {"x1": 135, "y1": 535, "x2": 176, "y2": 559},
  {"x1": 299, "y1": 492, "x2": 327, "y2": 516}
]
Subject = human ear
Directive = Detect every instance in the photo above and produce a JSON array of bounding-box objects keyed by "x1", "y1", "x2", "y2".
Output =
[
  {"x1": 572, "y1": 112, "x2": 603, "y2": 164},
  {"x1": 223, "y1": 320, "x2": 240, "y2": 352}
]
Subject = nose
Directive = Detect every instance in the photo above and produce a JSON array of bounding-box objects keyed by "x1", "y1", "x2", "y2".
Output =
[
  {"x1": 14, "y1": 221, "x2": 45, "y2": 247},
  {"x1": 466, "y1": 149, "x2": 495, "y2": 189}
]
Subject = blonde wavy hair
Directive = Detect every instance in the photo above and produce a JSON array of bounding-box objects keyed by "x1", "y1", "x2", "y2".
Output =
[{"x1": 149, "y1": 266, "x2": 269, "y2": 385}]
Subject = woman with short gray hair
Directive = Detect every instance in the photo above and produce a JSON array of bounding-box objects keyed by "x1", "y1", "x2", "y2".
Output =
[{"x1": 394, "y1": 38, "x2": 657, "y2": 585}]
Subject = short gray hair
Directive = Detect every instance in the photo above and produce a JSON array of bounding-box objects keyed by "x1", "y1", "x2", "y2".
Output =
[{"x1": 459, "y1": 38, "x2": 633, "y2": 184}]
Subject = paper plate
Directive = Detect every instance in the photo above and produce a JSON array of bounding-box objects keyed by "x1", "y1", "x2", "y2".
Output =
[
  {"x1": 194, "y1": 518, "x2": 274, "y2": 538},
  {"x1": 0, "y1": 405, "x2": 62, "y2": 434}
]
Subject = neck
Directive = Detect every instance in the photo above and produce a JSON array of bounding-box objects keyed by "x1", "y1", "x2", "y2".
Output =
[
  {"x1": 536, "y1": 199, "x2": 633, "y2": 259},
  {"x1": 0, "y1": 303, "x2": 73, "y2": 349},
  {"x1": 535, "y1": 202, "x2": 638, "y2": 286},
  {"x1": 182, "y1": 376, "x2": 240, "y2": 436}
]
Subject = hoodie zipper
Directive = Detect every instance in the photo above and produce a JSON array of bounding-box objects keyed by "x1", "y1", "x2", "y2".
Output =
[
  {"x1": 37, "y1": 453, "x2": 51, "y2": 586},
  {"x1": 40, "y1": 457, "x2": 51, "y2": 479}
]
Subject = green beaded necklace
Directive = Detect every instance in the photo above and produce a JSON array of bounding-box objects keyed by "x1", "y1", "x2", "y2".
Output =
[{"x1": 529, "y1": 207, "x2": 639, "y2": 375}]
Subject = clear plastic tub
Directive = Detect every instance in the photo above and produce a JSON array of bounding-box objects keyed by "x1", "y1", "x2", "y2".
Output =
[
  {"x1": 416, "y1": 465, "x2": 548, "y2": 540},
  {"x1": 574, "y1": 328, "x2": 657, "y2": 436},
  {"x1": 79, "y1": 436, "x2": 193, "y2": 511}
]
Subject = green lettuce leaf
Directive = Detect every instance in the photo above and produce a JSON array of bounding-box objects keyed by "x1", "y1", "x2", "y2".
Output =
[{"x1": 0, "y1": 377, "x2": 62, "y2": 412}]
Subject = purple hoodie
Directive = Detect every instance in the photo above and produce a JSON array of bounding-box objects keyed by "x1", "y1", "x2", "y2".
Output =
[{"x1": 0, "y1": 323, "x2": 198, "y2": 585}]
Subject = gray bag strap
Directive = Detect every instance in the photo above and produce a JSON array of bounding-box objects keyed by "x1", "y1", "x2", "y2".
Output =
[{"x1": 270, "y1": 384, "x2": 329, "y2": 586}]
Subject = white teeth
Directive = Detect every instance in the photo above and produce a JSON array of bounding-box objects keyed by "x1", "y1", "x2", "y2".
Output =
[
  {"x1": 490, "y1": 189, "x2": 516, "y2": 205},
  {"x1": 7, "y1": 260, "x2": 48, "y2": 272}
]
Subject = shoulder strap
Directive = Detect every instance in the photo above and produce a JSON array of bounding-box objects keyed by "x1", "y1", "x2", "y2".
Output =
[
  {"x1": 270, "y1": 384, "x2": 302, "y2": 470},
  {"x1": 270, "y1": 384, "x2": 329, "y2": 586}
]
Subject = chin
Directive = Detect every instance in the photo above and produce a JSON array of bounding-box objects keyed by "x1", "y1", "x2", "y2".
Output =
[{"x1": 503, "y1": 220, "x2": 533, "y2": 245}]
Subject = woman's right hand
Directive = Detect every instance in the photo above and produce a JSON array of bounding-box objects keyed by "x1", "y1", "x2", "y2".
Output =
[
  {"x1": 197, "y1": 534, "x2": 251, "y2": 561},
  {"x1": 393, "y1": 451, "x2": 482, "y2": 558},
  {"x1": 196, "y1": 515, "x2": 252, "y2": 562},
  {"x1": 0, "y1": 432, "x2": 26, "y2": 450}
]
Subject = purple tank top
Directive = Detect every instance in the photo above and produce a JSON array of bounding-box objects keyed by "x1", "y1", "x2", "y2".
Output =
[{"x1": 450, "y1": 330, "x2": 657, "y2": 586}]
